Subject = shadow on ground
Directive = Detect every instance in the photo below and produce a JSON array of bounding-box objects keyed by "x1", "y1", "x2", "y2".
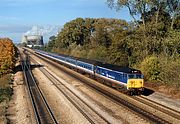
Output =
[
  {"x1": 30, "y1": 64, "x2": 44, "y2": 69},
  {"x1": 142, "y1": 88, "x2": 155, "y2": 96},
  {"x1": 13, "y1": 65, "x2": 22, "y2": 74}
]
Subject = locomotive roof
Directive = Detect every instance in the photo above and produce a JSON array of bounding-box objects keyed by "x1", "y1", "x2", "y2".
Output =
[{"x1": 97, "y1": 63, "x2": 142, "y2": 74}]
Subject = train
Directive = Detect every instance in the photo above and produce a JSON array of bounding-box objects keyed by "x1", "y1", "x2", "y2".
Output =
[{"x1": 34, "y1": 49, "x2": 144, "y2": 95}]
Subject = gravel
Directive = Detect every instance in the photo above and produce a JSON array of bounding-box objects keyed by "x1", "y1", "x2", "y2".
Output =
[
  {"x1": 32, "y1": 67, "x2": 90, "y2": 124},
  {"x1": 31, "y1": 54, "x2": 151, "y2": 124},
  {"x1": 144, "y1": 92, "x2": 180, "y2": 112},
  {"x1": 6, "y1": 63, "x2": 36, "y2": 124},
  {"x1": 7, "y1": 52, "x2": 179, "y2": 124}
]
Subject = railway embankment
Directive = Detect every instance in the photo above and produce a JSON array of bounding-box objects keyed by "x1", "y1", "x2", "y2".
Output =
[
  {"x1": 144, "y1": 82, "x2": 180, "y2": 99},
  {"x1": 0, "y1": 38, "x2": 17, "y2": 123},
  {"x1": 30, "y1": 50, "x2": 180, "y2": 123},
  {"x1": 0, "y1": 74, "x2": 13, "y2": 124},
  {"x1": 5, "y1": 60, "x2": 34, "y2": 124}
]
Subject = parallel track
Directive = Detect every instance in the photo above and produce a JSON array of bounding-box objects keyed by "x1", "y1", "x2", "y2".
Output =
[
  {"x1": 20, "y1": 50, "x2": 58, "y2": 124},
  {"x1": 30, "y1": 57, "x2": 112, "y2": 124},
  {"x1": 135, "y1": 96, "x2": 180, "y2": 120},
  {"x1": 29, "y1": 49, "x2": 180, "y2": 123}
]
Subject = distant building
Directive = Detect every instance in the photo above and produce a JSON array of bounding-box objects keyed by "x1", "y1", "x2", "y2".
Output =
[{"x1": 22, "y1": 35, "x2": 44, "y2": 47}]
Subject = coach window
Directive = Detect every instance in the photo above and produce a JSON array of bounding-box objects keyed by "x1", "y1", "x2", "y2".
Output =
[
  {"x1": 96, "y1": 68, "x2": 99, "y2": 73},
  {"x1": 99, "y1": 69, "x2": 102, "y2": 73}
]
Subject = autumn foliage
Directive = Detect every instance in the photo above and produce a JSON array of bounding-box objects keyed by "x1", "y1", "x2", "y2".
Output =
[{"x1": 0, "y1": 38, "x2": 16, "y2": 76}]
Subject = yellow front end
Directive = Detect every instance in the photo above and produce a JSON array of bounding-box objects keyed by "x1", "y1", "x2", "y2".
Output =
[{"x1": 127, "y1": 79, "x2": 144, "y2": 89}]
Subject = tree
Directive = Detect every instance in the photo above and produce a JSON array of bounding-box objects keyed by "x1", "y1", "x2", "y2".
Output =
[
  {"x1": 47, "y1": 36, "x2": 56, "y2": 51},
  {"x1": 166, "y1": 0, "x2": 180, "y2": 29},
  {"x1": 0, "y1": 38, "x2": 16, "y2": 76},
  {"x1": 107, "y1": 0, "x2": 153, "y2": 26},
  {"x1": 56, "y1": 18, "x2": 95, "y2": 50}
]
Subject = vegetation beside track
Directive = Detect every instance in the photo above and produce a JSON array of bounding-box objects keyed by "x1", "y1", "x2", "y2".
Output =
[
  {"x1": 0, "y1": 74, "x2": 13, "y2": 102},
  {"x1": 0, "y1": 38, "x2": 17, "y2": 76},
  {"x1": 0, "y1": 38, "x2": 17, "y2": 103},
  {"x1": 34, "y1": 1, "x2": 180, "y2": 96}
]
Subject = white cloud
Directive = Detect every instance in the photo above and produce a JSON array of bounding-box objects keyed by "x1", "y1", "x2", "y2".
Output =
[
  {"x1": 0, "y1": 24, "x2": 61, "y2": 43},
  {"x1": 1, "y1": 0, "x2": 50, "y2": 2},
  {"x1": 0, "y1": 24, "x2": 32, "y2": 43},
  {"x1": 0, "y1": 16, "x2": 20, "y2": 21},
  {"x1": 0, "y1": 24, "x2": 31, "y2": 33},
  {"x1": 0, "y1": 0, "x2": 58, "y2": 6},
  {"x1": 23, "y1": 25, "x2": 61, "y2": 42},
  {"x1": 1, "y1": 0, "x2": 105, "y2": 6},
  {"x1": 24, "y1": 25, "x2": 59, "y2": 35}
]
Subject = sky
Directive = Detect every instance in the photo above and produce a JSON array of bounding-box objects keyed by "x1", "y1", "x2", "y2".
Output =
[{"x1": 0, "y1": 0, "x2": 132, "y2": 43}]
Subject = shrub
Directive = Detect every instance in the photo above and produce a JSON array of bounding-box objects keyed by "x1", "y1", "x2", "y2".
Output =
[
  {"x1": 0, "y1": 38, "x2": 16, "y2": 77},
  {"x1": 0, "y1": 74, "x2": 13, "y2": 103},
  {"x1": 159, "y1": 57, "x2": 180, "y2": 87},
  {"x1": 87, "y1": 46, "x2": 108, "y2": 62},
  {"x1": 0, "y1": 87, "x2": 13, "y2": 102},
  {"x1": 140, "y1": 55, "x2": 161, "y2": 81}
]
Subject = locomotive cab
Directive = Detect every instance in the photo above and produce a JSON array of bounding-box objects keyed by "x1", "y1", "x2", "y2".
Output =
[{"x1": 127, "y1": 74, "x2": 144, "y2": 95}]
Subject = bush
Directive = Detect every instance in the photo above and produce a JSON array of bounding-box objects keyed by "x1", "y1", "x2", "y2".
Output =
[
  {"x1": 0, "y1": 74, "x2": 13, "y2": 103},
  {"x1": 70, "y1": 43, "x2": 88, "y2": 58},
  {"x1": 87, "y1": 46, "x2": 108, "y2": 62},
  {"x1": 140, "y1": 55, "x2": 161, "y2": 81},
  {"x1": 140, "y1": 55, "x2": 180, "y2": 88},
  {"x1": 0, "y1": 87, "x2": 13, "y2": 102},
  {"x1": 0, "y1": 38, "x2": 16, "y2": 77},
  {"x1": 159, "y1": 57, "x2": 180, "y2": 87}
]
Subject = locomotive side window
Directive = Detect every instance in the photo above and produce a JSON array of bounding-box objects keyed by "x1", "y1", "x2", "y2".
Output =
[
  {"x1": 116, "y1": 73, "x2": 122, "y2": 81},
  {"x1": 128, "y1": 74, "x2": 135, "y2": 78},
  {"x1": 128, "y1": 74, "x2": 143, "y2": 79},
  {"x1": 136, "y1": 74, "x2": 142, "y2": 78}
]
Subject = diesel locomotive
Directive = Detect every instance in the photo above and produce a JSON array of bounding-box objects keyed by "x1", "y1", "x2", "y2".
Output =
[{"x1": 35, "y1": 50, "x2": 144, "y2": 95}]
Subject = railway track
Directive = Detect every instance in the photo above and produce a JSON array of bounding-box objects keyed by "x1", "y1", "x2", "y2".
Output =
[
  {"x1": 20, "y1": 49, "x2": 57, "y2": 124},
  {"x1": 135, "y1": 95, "x2": 180, "y2": 120},
  {"x1": 30, "y1": 57, "x2": 112, "y2": 124},
  {"x1": 29, "y1": 49, "x2": 180, "y2": 123}
]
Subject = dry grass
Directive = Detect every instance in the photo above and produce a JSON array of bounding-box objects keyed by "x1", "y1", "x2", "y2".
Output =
[
  {"x1": 0, "y1": 101, "x2": 7, "y2": 124},
  {"x1": 0, "y1": 75, "x2": 12, "y2": 123},
  {"x1": 0, "y1": 74, "x2": 13, "y2": 102},
  {"x1": 0, "y1": 74, "x2": 12, "y2": 88},
  {"x1": 145, "y1": 82, "x2": 180, "y2": 99}
]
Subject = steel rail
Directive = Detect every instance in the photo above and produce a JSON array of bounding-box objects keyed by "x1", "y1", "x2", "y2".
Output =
[
  {"x1": 19, "y1": 49, "x2": 40, "y2": 124},
  {"x1": 135, "y1": 95, "x2": 180, "y2": 120},
  {"x1": 30, "y1": 57, "x2": 111, "y2": 124},
  {"x1": 28, "y1": 49, "x2": 175, "y2": 123},
  {"x1": 20, "y1": 50, "x2": 58, "y2": 124}
]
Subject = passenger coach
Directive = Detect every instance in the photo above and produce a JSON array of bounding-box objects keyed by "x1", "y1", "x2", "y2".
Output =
[{"x1": 34, "y1": 49, "x2": 144, "y2": 95}]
